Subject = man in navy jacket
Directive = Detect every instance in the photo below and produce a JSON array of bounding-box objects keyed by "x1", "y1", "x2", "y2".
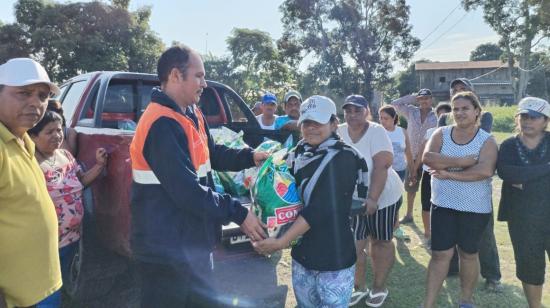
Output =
[{"x1": 130, "y1": 44, "x2": 267, "y2": 307}]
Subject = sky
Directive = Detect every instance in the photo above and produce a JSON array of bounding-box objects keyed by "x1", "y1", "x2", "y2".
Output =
[{"x1": 0, "y1": 0, "x2": 500, "y2": 71}]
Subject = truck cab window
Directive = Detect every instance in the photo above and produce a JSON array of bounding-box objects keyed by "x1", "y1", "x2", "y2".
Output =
[
  {"x1": 199, "y1": 87, "x2": 227, "y2": 126},
  {"x1": 138, "y1": 82, "x2": 157, "y2": 120},
  {"x1": 223, "y1": 91, "x2": 248, "y2": 123},
  {"x1": 60, "y1": 80, "x2": 87, "y2": 127},
  {"x1": 101, "y1": 82, "x2": 137, "y2": 130}
]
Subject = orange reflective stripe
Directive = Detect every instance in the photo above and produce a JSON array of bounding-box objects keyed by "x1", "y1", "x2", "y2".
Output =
[{"x1": 130, "y1": 102, "x2": 210, "y2": 182}]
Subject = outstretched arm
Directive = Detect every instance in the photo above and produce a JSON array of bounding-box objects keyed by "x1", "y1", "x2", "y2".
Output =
[{"x1": 78, "y1": 148, "x2": 107, "y2": 186}]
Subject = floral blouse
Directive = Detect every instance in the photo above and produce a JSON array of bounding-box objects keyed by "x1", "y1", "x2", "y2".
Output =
[{"x1": 39, "y1": 149, "x2": 84, "y2": 248}]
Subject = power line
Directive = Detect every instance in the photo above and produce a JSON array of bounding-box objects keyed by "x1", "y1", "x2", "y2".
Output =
[
  {"x1": 517, "y1": 61, "x2": 547, "y2": 72},
  {"x1": 419, "y1": 12, "x2": 469, "y2": 51},
  {"x1": 468, "y1": 61, "x2": 548, "y2": 81},
  {"x1": 420, "y1": 3, "x2": 461, "y2": 42},
  {"x1": 469, "y1": 63, "x2": 508, "y2": 81}
]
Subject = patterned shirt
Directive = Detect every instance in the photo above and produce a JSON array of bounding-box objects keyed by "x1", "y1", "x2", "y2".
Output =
[
  {"x1": 39, "y1": 149, "x2": 84, "y2": 248},
  {"x1": 431, "y1": 126, "x2": 493, "y2": 213},
  {"x1": 391, "y1": 95, "x2": 437, "y2": 159}
]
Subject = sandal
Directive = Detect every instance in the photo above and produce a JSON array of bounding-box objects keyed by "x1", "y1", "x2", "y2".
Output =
[
  {"x1": 365, "y1": 288, "x2": 388, "y2": 307},
  {"x1": 349, "y1": 289, "x2": 369, "y2": 306}
]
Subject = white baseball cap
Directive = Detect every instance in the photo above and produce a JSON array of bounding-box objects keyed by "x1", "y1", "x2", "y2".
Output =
[
  {"x1": 298, "y1": 95, "x2": 337, "y2": 125},
  {"x1": 517, "y1": 97, "x2": 550, "y2": 118},
  {"x1": 0, "y1": 58, "x2": 60, "y2": 96}
]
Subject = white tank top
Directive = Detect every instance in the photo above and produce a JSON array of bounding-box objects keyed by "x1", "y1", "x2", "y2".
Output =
[
  {"x1": 385, "y1": 126, "x2": 407, "y2": 171},
  {"x1": 431, "y1": 126, "x2": 493, "y2": 213},
  {"x1": 256, "y1": 114, "x2": 277, "y2": 130}
]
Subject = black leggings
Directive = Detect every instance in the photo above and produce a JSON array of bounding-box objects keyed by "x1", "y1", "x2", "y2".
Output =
[{"x1": 421, "y1": 170, "x2": 432, "y2": 212}]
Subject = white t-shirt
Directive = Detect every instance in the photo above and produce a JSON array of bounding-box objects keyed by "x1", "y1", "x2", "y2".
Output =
[
  {"x1": 256, "y1": 114, "x2": 278, "y2": 130},
  {"x1": 385, "y1": 126, "x2": 407, "y2": 172},
  {"x1": 338, "y1": 122, "x2": 404, "y2": 208}
]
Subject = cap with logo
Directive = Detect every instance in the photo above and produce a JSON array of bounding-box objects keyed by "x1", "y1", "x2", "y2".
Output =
[
  {"x1": 0, "y1": 58, "x2": 60, "y2": 96},
  {"x1": 450, "y1": 78, "x2": 474, "y2": 92},
  {"x1": 298, "y1": 95, "x2": 337, "y2": 125},
  {"x1": 284, "y1": 90, "x2": 302, "y2": 103},
  {"x1": 262, "y1": 92, "x2": 278, "y2": 104},
  {"x1": 516, "y1": 97, "x2": 550, "y2": 118},
  {"x1": 342, "y1": 94, "x2": 369, "y2": 109},
  {"x1": 416, "y1": 88, "x2": 432, "y2": 97}
]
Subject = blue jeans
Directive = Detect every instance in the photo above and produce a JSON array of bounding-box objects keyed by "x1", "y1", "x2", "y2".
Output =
[
  {"x1": 292, "y1": 259, "x2": 355, "y2": 307},
  {"x1": 37, "y1": 242, "x2": 79, "y2": 308}
]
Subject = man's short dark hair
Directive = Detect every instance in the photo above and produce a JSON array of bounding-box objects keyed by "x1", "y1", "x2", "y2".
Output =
[
  {"x1": 436, "y1": 102, "x2": 452, "y2": 115},
  {"x1": 157, "y1": 44, "x2": 194, "y2": 84}
]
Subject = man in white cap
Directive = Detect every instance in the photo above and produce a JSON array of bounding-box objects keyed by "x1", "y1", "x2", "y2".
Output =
[
  {"x1": 0, "y1": 58, "x2": 62, "y2": 308},
  {"x1": 275, "y1": 90, "x2": 302, "y2": 147}
]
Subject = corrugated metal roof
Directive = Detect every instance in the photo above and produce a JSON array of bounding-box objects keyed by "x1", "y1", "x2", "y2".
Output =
[{"x1": 415, "y1": 60, "x2": 508, "y2": 71}]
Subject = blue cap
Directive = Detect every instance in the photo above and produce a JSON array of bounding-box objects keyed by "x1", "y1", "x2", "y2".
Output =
[
  {"x1": 342, "y1": 94, "x2": 369, "y2": 109},
  {"x1": 262, "y1": 92, "x2": 277, "y2": 104}
]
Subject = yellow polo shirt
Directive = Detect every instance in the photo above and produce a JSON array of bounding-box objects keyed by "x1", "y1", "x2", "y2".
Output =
[{"x1": 0, "y1": 122, "x2": 61, "y2": 308}]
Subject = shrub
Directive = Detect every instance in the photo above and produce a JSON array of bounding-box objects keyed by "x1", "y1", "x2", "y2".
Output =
[{"x1": 485, "y1": 105, "x2": 517, "y2": 133}]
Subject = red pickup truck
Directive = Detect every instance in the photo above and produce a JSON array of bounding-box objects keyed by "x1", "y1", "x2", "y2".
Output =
[{"x1": 57, "y1": 71, "x2": 289, "y2": 301}]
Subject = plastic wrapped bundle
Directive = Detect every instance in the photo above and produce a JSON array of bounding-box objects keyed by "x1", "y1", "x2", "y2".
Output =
[
  {"x1": 210, "y1": 127, "x2": 248, "y2": 196},
  {"x1": 243, "y1": 140, "x2": 283, "y2": 190},
  {"x1": 252, "y1": 149, "x2": 302, "y2": 245},
  {"x1": 211, "y1": 171, "x2": 225, "y2": 193}
]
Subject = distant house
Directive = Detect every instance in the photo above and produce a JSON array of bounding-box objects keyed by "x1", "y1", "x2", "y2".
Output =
[{"x1": 415, "y1": 60, "x2": 515, "y2": 104}]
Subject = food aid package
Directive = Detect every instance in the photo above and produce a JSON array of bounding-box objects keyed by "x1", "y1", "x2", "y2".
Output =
[
  {"x1": 210, "y1": 127, "x2": 249, "y2": 196},
  {"x1": 243, "y1": 139, "x2": 283, "y2": 189},
  {"x1": 251, "y1": 149, "x2": 302, "y2": 243},
  {"x1": 211, "y1": 171, "x2": 225, "y2": 193}
]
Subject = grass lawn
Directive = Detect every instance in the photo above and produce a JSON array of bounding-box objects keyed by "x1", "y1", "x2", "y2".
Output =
[
  {"x1": 276, "y1": 130, "x2": 550, "y2": 307},
  {"x1": 367, "y1": 175, "x2": 550, "y2": 308}
]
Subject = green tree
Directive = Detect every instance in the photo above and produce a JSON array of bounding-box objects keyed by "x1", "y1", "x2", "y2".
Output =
[
  {"x1": 0, "y1": 23, "x2": 32, "y2": 61},
  {"x1": 463, "y1": 0, "x2": 550, "y2": 100},
  {"x1": 279, "y1": 0, "x2": 420, "y2": 107},
  {"x1": 469, "y1": 42, "x2": 504, "y2": 61},
  {"x1": 395, "y1": 63, "x2": 416, "y2": 97},
  {"x1": 1, "y1": 0, "x2": 164, "y2": 82},
  {"x1": 202, "y1": 54, "x2": 236, "y2": 85},
  {"x1": 526, "y1": 50, "x2": 550, "y2": 100},
  {"x1": 226, "y1": 28, "x2": 295, "y2": 103}
]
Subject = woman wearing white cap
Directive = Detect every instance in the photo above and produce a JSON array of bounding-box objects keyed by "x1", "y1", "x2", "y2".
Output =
[
  {"x1": 254, "y1": 95, "x2": 369, "y2": 307},
  {"x1": 497, "y1": 97, "x2": 550, "y2": 308}
]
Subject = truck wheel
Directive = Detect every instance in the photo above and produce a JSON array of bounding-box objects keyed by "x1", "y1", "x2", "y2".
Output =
[{"x1": 65, "y1": 188, "x2": 127, "y2": 301}]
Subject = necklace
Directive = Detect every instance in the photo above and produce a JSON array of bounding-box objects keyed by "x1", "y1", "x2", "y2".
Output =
[
  {"x1": 37, "y1": 150, "x2": 57, "y2": 168},
  {"x1": 516, "y1": 134, "x2": 548, "y2": 165}
]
